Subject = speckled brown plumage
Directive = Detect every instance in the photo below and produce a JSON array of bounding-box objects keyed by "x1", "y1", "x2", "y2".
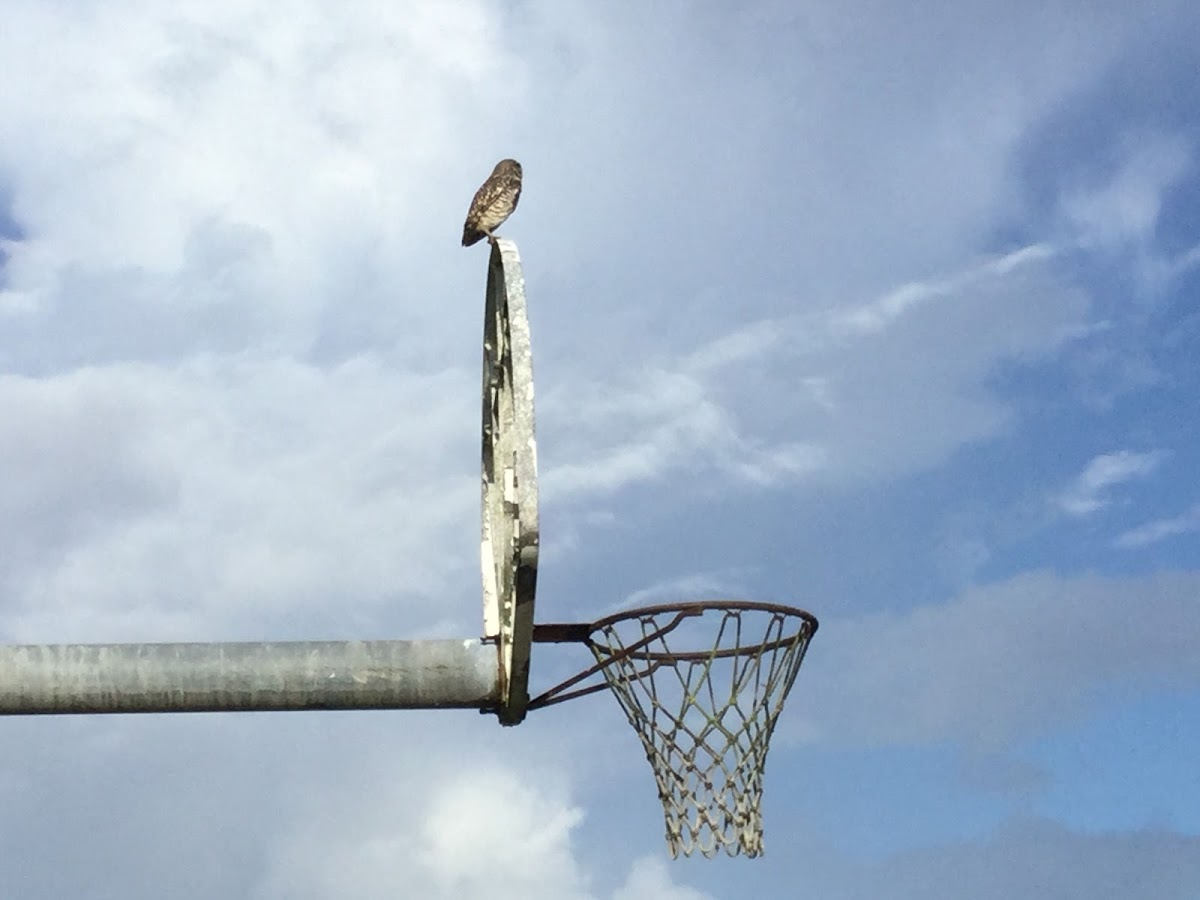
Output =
[{"x1": 461, "y1": 159, "x2": 523, "y2": 247}]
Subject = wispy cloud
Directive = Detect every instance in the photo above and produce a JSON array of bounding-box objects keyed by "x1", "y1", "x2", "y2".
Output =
[
  {"x1": 1115, "y1": 501, "x2": 1200, "y2": 548},
  {"x1": 542, "y1": 243, "x2": 1089, "y2": 505},
  {"x1": 1057, "y1": 449, "x2": 1165, "y2": 517},
  {"x1": 831, "y1": 243, "x2": 1058, "y2": 337}
]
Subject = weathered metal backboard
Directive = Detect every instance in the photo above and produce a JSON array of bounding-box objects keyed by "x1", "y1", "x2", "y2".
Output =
[{"x1": 480, "y1": 239, "x2": 539, "y2": 725}]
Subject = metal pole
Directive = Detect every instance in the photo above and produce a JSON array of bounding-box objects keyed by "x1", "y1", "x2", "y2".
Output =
[{"x1": 0, "y1": 639, "x2": 499, "y2": 715}]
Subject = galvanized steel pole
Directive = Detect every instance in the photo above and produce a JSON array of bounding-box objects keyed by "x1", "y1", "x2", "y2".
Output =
[{"x1": 0, "y1": 639, "x2": 499, "y2": 715}]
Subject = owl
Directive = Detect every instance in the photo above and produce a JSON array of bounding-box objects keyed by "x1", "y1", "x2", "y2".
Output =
[{"x1": 461, "y1": 159, "x2": 523, "y2": 247}]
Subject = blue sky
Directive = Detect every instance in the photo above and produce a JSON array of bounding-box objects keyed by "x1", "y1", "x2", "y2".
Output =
[{"x1": 1, "y1": 1, "x2": 1199, "y2": 897}]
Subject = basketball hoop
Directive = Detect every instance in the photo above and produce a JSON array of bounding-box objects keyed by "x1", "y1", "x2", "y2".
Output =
[
  {"x1": 531, "y1": 600, "x2": 819, "y2": 858},
  {"x1": 475, "y1": 238, "x2": 821, "y2": 856}
]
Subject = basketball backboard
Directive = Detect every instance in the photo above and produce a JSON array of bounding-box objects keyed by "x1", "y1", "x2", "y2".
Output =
[{"x1": 480, "y1": 238, "x2": 539, "y2": 725}]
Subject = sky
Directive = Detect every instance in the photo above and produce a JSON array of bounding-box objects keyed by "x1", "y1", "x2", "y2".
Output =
[{"x1": 1, "y1": 1, "x2": 1199, "y2": 897}]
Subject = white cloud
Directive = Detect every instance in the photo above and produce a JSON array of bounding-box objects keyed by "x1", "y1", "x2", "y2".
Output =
[
  {"x1": 420, "y1": 768, "x2": 587, "y2": 898},
  {"x1": 0, "y1": 1, "x2": 528, "y2": 375},
  {"x1": 1116, "y1": 501, "x2": 1200, "y2": 548},
  {"x1": 1057, "y1": 449, "x2": 1166, "y2": 517},
  {"x1": 254, "y1": 757, "x2": 711, "y2": 900},
  {"x1": 0, "y1": 357, "x2": 480, "y2": 643},
  {"x1": 253, "y1": 756, "x2": 586, "y2": 900},
  {"x1": 611, "y1": 857, "x2": 715, "y2": 900},
  {"x1": 540, "y1": 365, "x2": 827, "y2": 500}
]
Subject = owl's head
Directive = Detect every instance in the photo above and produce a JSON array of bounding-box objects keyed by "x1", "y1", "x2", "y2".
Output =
[{"x1": 494, "y1": 159, "x2": 522, "y2": 178}]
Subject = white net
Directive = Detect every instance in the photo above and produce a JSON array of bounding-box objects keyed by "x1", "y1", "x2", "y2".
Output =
[{"x1": 588, "y1": 603, "x2": 817, "y2": 858}]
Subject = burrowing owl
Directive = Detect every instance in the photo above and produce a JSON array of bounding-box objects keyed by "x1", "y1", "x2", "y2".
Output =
[{"x1": 461, "y1": 159, "x2": 523, "y2": 247}]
